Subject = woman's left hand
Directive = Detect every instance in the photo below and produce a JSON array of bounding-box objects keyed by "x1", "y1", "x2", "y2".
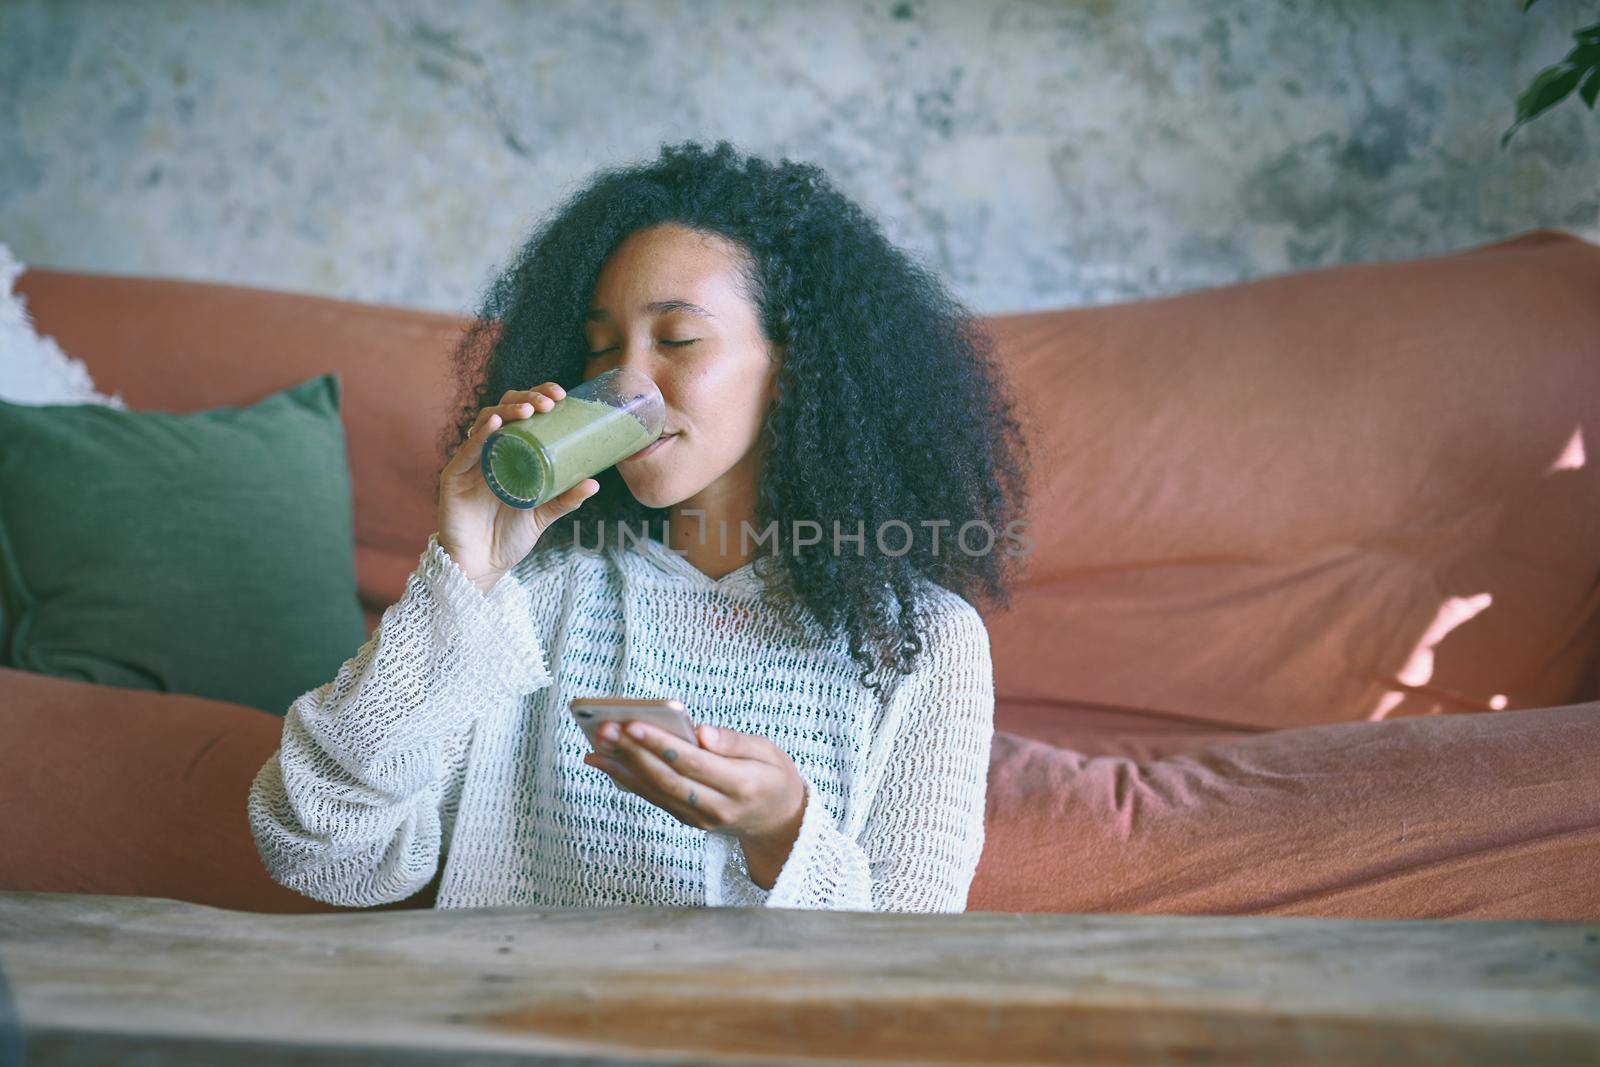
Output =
[{"x1": 584, "y1": 721, "x2": 805, "y2": 847}]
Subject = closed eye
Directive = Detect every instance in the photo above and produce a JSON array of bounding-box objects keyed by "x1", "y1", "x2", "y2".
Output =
[{"x1": 586, "y1": 339, "x2": 698, "y2": 356}]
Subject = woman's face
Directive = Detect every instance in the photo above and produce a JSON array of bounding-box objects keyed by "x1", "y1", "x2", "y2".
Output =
[{"x1": 582, "y1": 222, "x2": 782, "y2": 513}]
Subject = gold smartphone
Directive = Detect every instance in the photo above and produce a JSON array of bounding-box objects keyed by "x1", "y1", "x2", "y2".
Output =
[{"x1": 568, "y1": 696, "x2": 701, "y2": 750}]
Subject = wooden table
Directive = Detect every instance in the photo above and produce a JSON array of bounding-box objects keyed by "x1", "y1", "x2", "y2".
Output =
[{"x1": 2, "y1": 891, "x2": 1597, "y2": 1066}]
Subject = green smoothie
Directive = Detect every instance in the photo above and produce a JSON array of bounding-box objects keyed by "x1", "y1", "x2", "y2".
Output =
[{"x1": 481, "y1": 395, "x2": 657, "y2": 509}]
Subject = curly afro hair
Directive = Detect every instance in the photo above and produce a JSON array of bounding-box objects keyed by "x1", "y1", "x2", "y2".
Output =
[{"x1": 439, "y1": 139, "x2": 1032, "y2": 694}]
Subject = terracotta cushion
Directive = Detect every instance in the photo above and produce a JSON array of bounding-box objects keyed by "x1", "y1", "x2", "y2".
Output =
[
  {"x1": 995, "y1": 699, "x2": 1260, "y2": 762},
  {"x1": 0, "y1": 666, "x2": 434, "y2": 913},
  {"x1": 971, "y1": 699, "x2": 1600, "y2": 920},
  {"x1": 982, "y1": 229, "x2": 1600, "y2": 727}
]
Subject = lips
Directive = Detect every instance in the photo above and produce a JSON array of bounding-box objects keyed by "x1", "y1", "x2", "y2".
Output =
[{"x1": 626, "y1": 432, "x2": 677, "y2": 460}]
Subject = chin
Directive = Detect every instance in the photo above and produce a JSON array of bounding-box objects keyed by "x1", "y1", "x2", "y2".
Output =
[{"x1": 618, "y1": 472, "x2": 688, "y2": 510}]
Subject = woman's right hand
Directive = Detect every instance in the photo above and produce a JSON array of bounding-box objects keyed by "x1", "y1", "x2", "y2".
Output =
[{"x1": 437, "y1": 383, "x2": 600, "y2": 593}]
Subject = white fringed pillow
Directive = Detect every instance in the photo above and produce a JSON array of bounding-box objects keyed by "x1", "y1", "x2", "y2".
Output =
[{"x1": 0, "y1": 245, "x2": 125, "y2": 408}]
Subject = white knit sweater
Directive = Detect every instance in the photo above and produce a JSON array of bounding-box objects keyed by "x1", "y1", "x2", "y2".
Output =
[{"x1": 247, "y1": 530, "x2": 995, "y2": 911}]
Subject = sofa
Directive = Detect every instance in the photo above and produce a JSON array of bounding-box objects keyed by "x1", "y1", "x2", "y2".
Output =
[{"x1": 3, "y1": 228, "x2": 1597, "y2": 918}]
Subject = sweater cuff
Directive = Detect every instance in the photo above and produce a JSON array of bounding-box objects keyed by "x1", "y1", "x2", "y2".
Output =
[
  {"x1": 702, "y1": 826, "x2": 767, "y2": 907},
  {"x1": 712, "y1": 770, "x2": 868, "y2": 909},
  {"x1": 419, "y1": 532, "x2": 552, "y2": 697},
  {"x1": 759, "y1": 770, "x2": 833, "y2": 908}
]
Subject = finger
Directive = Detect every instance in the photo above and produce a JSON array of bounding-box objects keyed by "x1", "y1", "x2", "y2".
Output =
[
  {"x1": 501, "y1": 383, "x2": 566, "y2": 402},
  {"x1": 534, "y1": 478, "x2": 600, "y2": 519},
  {"x1": 584, "y1": 753, "x2": 641, "y2": 794},
  {"x1": 613, "y1": 723, "x2": 737, "y2": 810},
  {"x1": 443, "y1": 410, "x2": 504, "y2": 478},
  {"x1": 605, "y1": 749, "x2": 724, "y2": 829},
  {"x1": 603, "y1": 731, "x2": 735, "y2": 830},
  {"x1": 499, "y1": 397, "x2": 553, "y2": 418},
  {"x1": 488, "y1": 398, "x2": 543, "y2": 421},
  {"x1": 562, "y1": 478, "x2": 602, "y2": 503},
  {"x1": 529, "y1": 381, "x2": 566, "y2": 407},
  {"x1": 494, "y1": 395, "x2": 559, "y2": 419},
  {"x1": 695, "y1": 723, "x2": 768, "y2": 763},
  {"x1": 500, "y1": 384, "x2": 565, "y2": 411}
]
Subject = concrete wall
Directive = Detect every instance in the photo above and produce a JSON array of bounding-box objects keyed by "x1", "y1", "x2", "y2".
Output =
[{"x1": 2, "y1": 0, "x2": 1595, "y2": 315}]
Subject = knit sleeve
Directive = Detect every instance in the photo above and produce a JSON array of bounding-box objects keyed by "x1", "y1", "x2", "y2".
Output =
[
  {"x1": 246, "y1": 532, "x2": 558, "y2": 908},
  {"x1": 710, "y1": 601, "x2": 995, "y2": 912}
]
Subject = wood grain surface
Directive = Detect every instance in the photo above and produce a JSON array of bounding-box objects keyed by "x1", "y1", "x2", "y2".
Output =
[{"x1": 2, "y1": 891, "x2": 1597, "y2": 1066}]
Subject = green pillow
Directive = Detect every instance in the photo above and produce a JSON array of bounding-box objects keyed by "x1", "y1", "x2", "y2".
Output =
[{"x1": 0, "y1": 373, "x2": 369, "y2": 715}]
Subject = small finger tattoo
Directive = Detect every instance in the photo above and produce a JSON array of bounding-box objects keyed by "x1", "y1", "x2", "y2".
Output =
[
  {"x1": 662, "y1": 748, "x2": 678, "y2": 764},
  {"x1": 686, "y1": 789, "x2": 699, "y2": 808}
]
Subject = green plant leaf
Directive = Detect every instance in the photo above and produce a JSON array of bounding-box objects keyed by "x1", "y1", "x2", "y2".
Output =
[
  {"x1": 1514, "y1": 63, "x2": 1586, "y2": 120},
  {"x1": 1499, "y1": 9, "x2": 1600, "y2": 147},
  {"x1": 1582, "y1": 67, "x2": 1600, "y2": 109},
  {"x1": 1568, "y1": 41, "x2": 1600, "y2": 69},
  {"x1": 1502, "y1": 62, "x2": 1586, "y2": 147}
]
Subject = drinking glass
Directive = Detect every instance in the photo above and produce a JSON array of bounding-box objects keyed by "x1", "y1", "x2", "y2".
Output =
[{"x1": 480, "y1": 365, "x2": 664, "y2": 509}]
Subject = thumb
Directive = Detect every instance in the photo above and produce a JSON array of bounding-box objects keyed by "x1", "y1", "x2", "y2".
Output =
[
  {"x1": 537, "y1": 478, "x2": 599, "y2": 519},
  {"x1": 699, "y1": 724, "x2": 765, "y2": 761}
]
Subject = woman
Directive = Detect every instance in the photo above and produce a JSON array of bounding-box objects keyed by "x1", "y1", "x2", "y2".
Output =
[{"x1": 248, "y1": 140, "x2": 1032, "y2": 911}]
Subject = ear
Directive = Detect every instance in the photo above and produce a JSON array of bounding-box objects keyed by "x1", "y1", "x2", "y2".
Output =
[{"x1": 763, "y1": 347, "x2": 785, "y2": 408}]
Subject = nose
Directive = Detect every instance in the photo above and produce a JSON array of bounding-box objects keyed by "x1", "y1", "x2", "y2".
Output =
[
  {"x1": 617, "y1": 347, "x2": 653, "y2": 375},
  {"x1": 585, "y1": 340, "x2": 659, "y2": 387},
  {"x1": 585, "y1": 334, "x2": 644, "y2": 370},
  {"x1": 611, "y1": 345, "x2": 667, "y2": 400}
]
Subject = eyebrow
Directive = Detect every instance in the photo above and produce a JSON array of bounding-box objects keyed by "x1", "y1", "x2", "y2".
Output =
[{"x1": 584, "y1": 300, "x2": 717, "y2": 323}]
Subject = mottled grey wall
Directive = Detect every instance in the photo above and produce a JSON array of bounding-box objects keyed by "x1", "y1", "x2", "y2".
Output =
[{"x1": 2, "y1": 0, "x2": 1595, "y2": 315}]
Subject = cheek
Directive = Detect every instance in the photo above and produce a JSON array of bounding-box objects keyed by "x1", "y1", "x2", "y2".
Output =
[
  {"x1": 658, "y1": 355, "x2": 773, "y2": 460},
  {"x1": 662, "y1": 370, "x2": 728, "y2": 436},
  {"x1": 653, "y1": 368, "x2": 703, "y2": 421},
  {"x1": 694, "y1": 360, "x2": 774, "y2": 431}
]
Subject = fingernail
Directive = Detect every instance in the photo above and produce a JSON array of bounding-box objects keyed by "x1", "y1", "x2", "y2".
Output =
[
  {"x1": 627, "y1": 723, "x2": 647, "y2": 740},
  {"x1": 703, "y1": 725, "x2": 718, "y2": 744}
]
